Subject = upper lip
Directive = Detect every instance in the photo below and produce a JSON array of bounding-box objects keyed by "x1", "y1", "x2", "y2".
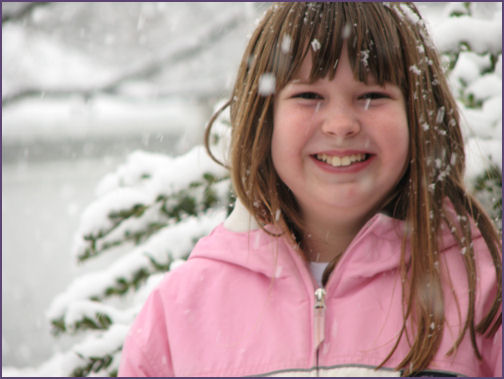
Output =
[{"x1": 312, "y1": 149, "x2": 373, "y2": 157}]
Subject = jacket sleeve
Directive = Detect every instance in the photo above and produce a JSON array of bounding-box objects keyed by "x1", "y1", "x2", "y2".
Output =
[
  {"x1": 475, "y1": 320, "x2": 502, "y2": 377},
  {"x1": 473, "y1": 234, "x2": 502, "y2": 377},
  {"x1": 118, "y1": 336, "x2": 154, "y2": 377},
  {"x1": 492, "y1": 325, "x2": 502, "y2": 377},
  {"x1": 118, "y1": 285, "x2": 174, "y2": 377}
]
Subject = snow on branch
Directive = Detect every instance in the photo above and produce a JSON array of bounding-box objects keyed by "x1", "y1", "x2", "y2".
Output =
[
  {"x1": 432, "y1": 16, "x2": 502, "y2": 55},
  {"x1": 61, "y1": 324, "x2": 128, "y2": 377},
  {"x1": 72, "y1": 146, "x2": 229, "y2": 261},
  {"x1": 48, "y1": 208, "x2": 227, "y2": 330},
  {"x1": 48, "y1": 101, "x2": 232, "y2": 341},
  {"x1": 2, "y1": 323, "x2": 128, "y2": 377}
]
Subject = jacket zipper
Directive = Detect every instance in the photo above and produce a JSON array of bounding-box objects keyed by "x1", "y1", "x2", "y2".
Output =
[{"x1": 314, "y1": 287, "x2": 326, "y2": 376}]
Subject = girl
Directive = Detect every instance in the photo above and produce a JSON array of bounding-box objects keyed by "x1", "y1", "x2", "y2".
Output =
[{"x1": 119, "y1": 3, "x2": 501, "y2": 377}]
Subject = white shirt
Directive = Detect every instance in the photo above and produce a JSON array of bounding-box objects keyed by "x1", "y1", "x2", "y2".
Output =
[{"x1": 309, "y1": 261, "x2": 329, "y2": 288}]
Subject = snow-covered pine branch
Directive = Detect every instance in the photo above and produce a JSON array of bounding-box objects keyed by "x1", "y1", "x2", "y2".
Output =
[
  {"x1": 435, "y1": 3, "x2": 502, "y2": 228},
  {"x1": 46, "y1": 99, "x2": 231, "y2": 355},
  {"x1": 4, "y1": 323, "x2": 130, "y2": 377},
  {"x1": 48, "y1": 207, "x2": 227, "y2": 336},
  {"x1": 72, "y1": 146, "x2": 229, "y2": 262}
]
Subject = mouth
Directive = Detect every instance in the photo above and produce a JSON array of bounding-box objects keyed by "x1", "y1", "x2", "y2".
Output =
[{"x1": 314, "y1": 152, "x2": 370, "y2": 168}]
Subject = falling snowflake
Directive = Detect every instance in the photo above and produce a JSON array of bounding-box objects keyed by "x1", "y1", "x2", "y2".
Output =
[
  {"x1": 342, "y1": 23, "x2": 352, "y2": 39},
  {"x1": 258, "y1": 73, "x2": 276, "y2": 96},
  {"x1": 281, "y1": 35, "x2": 292, "y2": 54},
  {"x1": 360, "y1": 50, "x2": 370, "y2": 67},
  {"x1": 409, "y1": 64, "x2": 422, "y2": 75},
  {"x1": 311, "y1": 38, "x2": 321, "y2": 52}
]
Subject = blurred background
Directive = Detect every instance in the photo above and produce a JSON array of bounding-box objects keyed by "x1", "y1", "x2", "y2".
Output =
[
  {"x1": 2, "y1": 1, "x2": 500, "y2": 372},
  {"x1": 2, "y1": 2, "x2": 268, "y2": 368}
]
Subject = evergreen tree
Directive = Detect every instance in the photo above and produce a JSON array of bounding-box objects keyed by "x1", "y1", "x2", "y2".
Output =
[
  {"x1": 438, "y1": 2, "x2": 502, "y2": 230},
  {"x1": 7, "y1": 3, "x2": 500, "y2": 376},
  {"x1": 44, "y1": 106, "x2": 234, "y2": 376}
]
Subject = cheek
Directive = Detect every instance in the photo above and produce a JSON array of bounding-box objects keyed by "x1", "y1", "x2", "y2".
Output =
[
  {"x1": 271, "y1": 106, "x2": 308, "y2": 182},
  {"x1": 272, "y1": 108, "x2": 298, "y2": 160},
  {"x1": 273, "y1": 106, "x2": 313, "y2": 147},
  {"x1": 271, "y1": 114, "x2": 287, "y2": 174},
  {"x1": 397, "y1": 115, "x2": 410, "y2": 164},
  {"x1": 371, "y1": 109, "x2": 409, "y2": 171},
  {"x1": 386, "y1": 116, "x2": 409, "y2": 175},
  {"x1": 271, "y1": 128, "x2": 281, "y2": 169}
]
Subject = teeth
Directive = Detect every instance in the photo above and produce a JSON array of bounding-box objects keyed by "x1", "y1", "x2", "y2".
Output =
[{"x1": 316, "y1": 153, "x2": 367, "y2": 167}]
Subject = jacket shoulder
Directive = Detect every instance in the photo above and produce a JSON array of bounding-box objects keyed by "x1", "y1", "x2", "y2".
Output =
[
  {"x1": 118, "y1": 229, "x2": 232, "y2": 376},
  {"x1": 436, "y1": 227, "x2": 501, "y2": 374}
]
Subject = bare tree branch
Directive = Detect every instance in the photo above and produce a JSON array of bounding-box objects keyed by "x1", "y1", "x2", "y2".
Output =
[
  {"x1": 2, "y1": 2, "x2": 51, "y2": 24},
  {"x1": 2, "y1": 11, "x2": 245, "y2": 107}
]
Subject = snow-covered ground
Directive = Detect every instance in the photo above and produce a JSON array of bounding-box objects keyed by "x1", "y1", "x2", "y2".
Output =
[{"x1": 1, "y1": 2, "x2": 501, "y2": 374}]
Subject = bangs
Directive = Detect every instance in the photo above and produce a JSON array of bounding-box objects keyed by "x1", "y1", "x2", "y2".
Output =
[{"x1": 271, "y1": 3, "x2": 407, "y2": 90}]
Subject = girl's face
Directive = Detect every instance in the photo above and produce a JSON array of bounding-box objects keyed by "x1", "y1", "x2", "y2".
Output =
[{"x1": 272, "y1": 47, "x2": 409, "y2": 227}]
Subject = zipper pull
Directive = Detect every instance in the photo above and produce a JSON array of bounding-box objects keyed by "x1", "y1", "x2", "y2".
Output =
[{"x1": 314, "y1": 288, "x2": 326, "y2": 350}]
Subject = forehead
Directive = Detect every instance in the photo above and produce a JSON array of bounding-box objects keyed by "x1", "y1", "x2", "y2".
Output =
[
  {"x1": 288, "y1": 47, "x2": 380, "y2": 87},
  {"x1": 290, "y1": 52, "x2": 314, "y2": 81}
]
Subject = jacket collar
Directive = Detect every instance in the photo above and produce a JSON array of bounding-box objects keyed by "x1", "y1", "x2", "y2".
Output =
[
  {"x1": 190, "y1": 199, "x2": 478, "y2": 285},
  {"x1": 192, "y1": 199, "x2": 406, "y2": 281},
  {"x1": 222, "y1": 198, "x2": 260, "y2": 232}
]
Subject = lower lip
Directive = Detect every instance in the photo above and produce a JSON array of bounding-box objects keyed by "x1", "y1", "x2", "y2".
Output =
[{"x1": 310, "y1": 154, "x2": 375, "y2": 173}]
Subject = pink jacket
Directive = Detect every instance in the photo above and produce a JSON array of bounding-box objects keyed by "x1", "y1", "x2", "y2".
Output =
[{"x1": 118, "y1": 201, "x2": 501, "y2": 377}]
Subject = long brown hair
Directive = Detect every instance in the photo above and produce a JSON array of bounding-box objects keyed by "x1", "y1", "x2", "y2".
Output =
[{"x1": 205, "y1": 2, "x2": 501, "y2": 375}]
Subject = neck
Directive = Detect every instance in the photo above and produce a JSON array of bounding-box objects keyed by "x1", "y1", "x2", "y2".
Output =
[{"x1": 302, "y1": 213, "x2": 368, "y2": 263}]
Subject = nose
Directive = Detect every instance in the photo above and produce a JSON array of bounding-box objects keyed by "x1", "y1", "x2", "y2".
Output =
[{"x1": 320, "y1": 102, "x2": 360, "y2": 138}]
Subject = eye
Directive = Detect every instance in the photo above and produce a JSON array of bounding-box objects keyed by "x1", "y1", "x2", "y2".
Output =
[
  {"x1": 359, "y1": 92, "x2": 389, "y2": 100},
  {"x1": 293, "y1": 92, "x2": 323, "y2": 100}
]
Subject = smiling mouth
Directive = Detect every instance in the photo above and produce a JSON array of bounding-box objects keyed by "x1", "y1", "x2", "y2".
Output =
[{"x1": 315, "y1": 153, "x2": 369, "y2": 168}]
